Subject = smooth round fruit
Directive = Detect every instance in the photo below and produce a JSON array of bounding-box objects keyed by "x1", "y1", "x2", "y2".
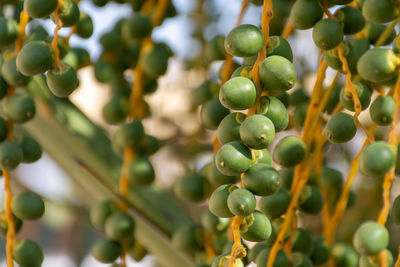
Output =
[
  {"x1": 24, "y1": 0, "x2": 58, "y2": 18},
  {"x1": 324, "y1": 41, "x2": 353, "y2": 71},
  {"x1": 94, "y1": 61, "x2": 112, "y2": 83},
  {"x1": 12, "y1": 239, "x2": 44, "y2": 267},
  {"x1": 243, "y1": 163, "x2": 280, "y2": 196},
  {"x1": 200, "y1": 99, "x2": 230, "y2": 130},
  {"x1": 90, "y1": 200, "x2": 120, "y2": 229},
  {"x1": 224, "y1": 24, "x2": 263, "y2": 57},
  {"x1": 252, "y1": 148, "x2": 273, "y2": 165},
  {"x1": 332, "y1": 243, "x2": 359, "y2": 267},
  {"x1": 0, "y1": 17, "x2": 18, "y2": 47},
  {"x1": 112, "y1": 121, "x2": 145, "y2": 150},
  {"x1": 47, "y1": 63, "x2": 79, "y2": 97},
  {"x1": 209, "y1": 184, "x2": 237, "y2": 218},
  {"x1": 56, "y1": 0, "x2": 80, "y2": 27},
  {"x1": 353, "y1": 221, "x2": 389, "y2": 255},
  {"x1": 1, "y1": 56, "x2": 31, "y2": 87},
  {"x1": 312, "y1": 19, "x2": 343, "y2": 50},
  {"x1": 215, "y1": 141, "x2": 252, "y2": 176},
  {"x1": 310, "y1": 236, "x2": 330, "y2": 265},
  {"x1": 267, "y1": 36, "x2": 293, "y2": 62},
  {"x1": 319, "y1": 166, "x2": 343, "y2": 192},
  {"x1": 325, "y1": 112, "x2": 357, "y2": 143},
  {"x1": 12, "y1": 192, "x2": 45, "y2": 220},
  {"x1": 292, "y1": 228, "x2": 313, "y2": 255},
  {"x1": 91, "y1": 239, "x2": 122, "y2": 263},
  {"x1": 357, "y1": 48, "x2": 400, "y2": 83},
  {"x1": 334, "y1": 6, "x2": 365, "y2": 35},
  {"x1": 102, "y1": 96, "x2": 129, "y2": 124},
  {"x1": 201, "y1": 210, "x2": 230, "y2": 234},
  {"x1": 191, "y1": 80, "x2": 218, "y2": 107},
  {"x1": 241, "y1": 210, "x2": 272, "y2": 242},
  {"x1": 291, "y1": 252, "x2": 313, "y2": 267},
  {"x1": 217, "y1": 112, "x2": 245, "y2": 145},
  {"x1": 0, "y1": 141, "x2": 23, "y2": 170},
  {"x1": 299, "y1": 185, "x2": 323, "y2": 215},
  {"x1": 340, "y1": 82, "x2": 371, "y2": 112},
  {"x1": 173, "y1": 173, "x2": 211, "y2": 203},
  {"x1": 359, "y1": 142, "x2": 395, "y2": 176},
  {"x1": 203, "y1": 161, "x2": 238, "y2": 186},
  {"x1": 259, "y1": 55, "x2": 297, "y2": 91},
  {"x1": 140, "y1": 44, "x2": 169, "y2": 79},
  {"x1": 3, "y1": 93, "x2": 36, "y2": 123},
  {"x1": 76, "y1": 12, "x2": 94, "y2": 38},
  {"x1": 172, "y1": 225, "x2": 203, "y2": 253},
  {"x1": 240, "y1": 115, "x2": 275, "y2": 149},
  {"x1": 273, "y1": 136, "x2": 306, "y2": 167},
  {"x1": 219, "y1": 77, "x2": 257, "y2": 110},
  {"x1": 227, "y1": 188, "x2": 256, "y2": 216},
  {"x1": 259, "y1": 188, "x2": 291, "y2": 218},
  {"x1": 359, "y1": 250, "x2": 393, "y2": 267},
  {"x1": 289, "y1": 0, "x2": 323, "y2": 30},
  {"x1": 256, "y1": 248, "x2": 290, "y2": 267},
  {"x1": 105, "y1": 212, "x2": 135, "y2": 242},
  {"x1": 248, "y1": 243, "x2": 269, "y2": 262},
  {"x1": 205, "y1": 35, "x2": 226, "y2": 61},
  {"x1": 369, "y1": 96, "x2": 395, "y2": 125},
  {"x1": 348, "y1": 39, "x2": 370, "y2": 74},
  {"x1": 17, "y1": 135, "x2": 42, "y2": 163},
  {"x1": 128, "y1": 157, "x2": 155, "y2": 185},
  {"x1": 362, "y1": 0, "x2": 398, "y2": 23},
  {"x1": 257, "y1": 96, "x2": 289, "y2": 131},
  {"x1": 122, "y1": 13, "x2": 152, "y2": 40},
  {"x1": 363, "y1": 23, "x2": 396, "y2": 46}
]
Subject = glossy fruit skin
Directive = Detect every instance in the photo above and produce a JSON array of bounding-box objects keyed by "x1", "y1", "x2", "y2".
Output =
[
  {"x1": 256, "y1": 248, "x2": 290, "y2": 267},
  {"x1": 200, "y1": 99, "x2": 230, "y2": 130},
  {"x1": 299, "y1": 185, "x2": 323, "y2": 215},
  {"x1": 173, "y1": 173, "x2": 211, "y2": 203},
  {"x1": 209, "y1": 185, "x2": 237, "y2": 217},
  {"x1": 332, "y1": 243, "x2": 359, "y2": 267},
  {"x1": 1, "y1": 56, "x2": 31, "y2": 87},
  {"x1": 292, "y1": 228, "x2": 313, "y2": 255},
  {"x1": 56, "y1": 0, "x2": 80, "y2": 27},
  {"x1": 248, "y1": 243, "x2": 269, "y2": 262},
  {"x1": 47, "y1": 63, "x2": 79, "y2": 97},
  {"x1": 289, "y1": 0, "x2": 323, "y2": 30},
  {"x1": 359, "y1": 250, "x2": 393, "y2": 267},
  {"x1": 227, "y1": 188, "x2": 256, "y2": 216},
  {"x1": 240, "y1": 115, "x2": 275, "y2": 149},
  {"x1": 241, "y1": 210, "x2": 272, "y2": 242},
  {"x1": 334, "y1": 6, "x2": 365, "y2": 35},
  {"x1": 353, "y1": 221, "x2": 389, "y2": 255},
  {"x1": 224, "y1": 24, "x2": 263, "y2": 57},
  {"x1": 94, "y1": 61, "x2": 112, "y2": 83},
  {"x1": 90, "y1": 200, "x2": 120, "y2": 229},
  {"x1": 0, "y1": 141, "x2": 23, "y2": 170},
  {"x1": 357, "y1": 48, "x2": 400, "y2": 83},
  {"x1": 0, "y1": 211, "x2": 23, "y2": 236},
  {"x1": 259, "y1": 56, "x2": 297, "y2": 91},
  {"x1": 362, "y1": 0, "x2": 398, "y2": 23},
  {"x1": 310, "y1": 236, "x2": 330, "y2": 265},
  {"x1": 12, "y1": 239, "x2": 44, "y2": 267},
  {"x1": 91, "y1": 239, "x2": 122, "y2": 263},
  {"x1": 172, "y1": 225, "x2": 203, "y2": 253},
  {"x1": 201, "y1": 210, "x2": 230, "y2": 234},
  {"x1": 369, "y1": 96, "x2": 395, "y2": 125},
  {"x1": 102, "y1": 95, "x2": 129, "y2": 124},
  {"x1": 359, "y1": 142, "x2": 395, "y2": 176},
  {"x1": 12, "y1": 192, "x2": 45, "y2": 220},
  {"x1": 3, "y1": 93, "x2": 36, "y2": 123},
  {"x1": 203, "y1": 161, "x2": 238, "y2": 186},
  {"x1": 215, "y1": 141, "x2": 252, "y2": 176},
  {"x1": 105, "y1": 212, "x2": 135, "y2": 242},
  {"x1": 0, "y1": 17, "x2": 18, "y2": 48},
  {"x1": 260, "y1": 188, "x2": 291, "y2": 218},
  {"x1": 273, "y1": 136, "x2": 306, "y2": 167},
  {"x1": 219, "y1": 77, "x2": 257, "y2": 110},
  {"x1": 205, "y1": 35, "x2": 226, "y2": 61},
  {"x1": 324, "y1": 41, "x2": 353, "y2": 71},
  {"x1": 252, "y1": 148, "x2": 273, "y2": 166},
  {"x1": 291, "y1": 252, "x2": 313, "y2": 267},
  {"x1": 217, "y1": 112, "x2": 245, "y2": 145},
  {"x1": 348, "y1": 39, "x2": 370, "y2": 74},
  {"x1": 243, "y1": 163, "x2": 280, "y2": 196},
  {"x1": 363, "y1": 23, "x2": 396, "y2": 46},
  {"x1": 325, "y1": 112, "x2": 357, "y2": 143},
  {"x1": 267, "y1": 36, "x2": 293, "y2": 62},
  {"x1": 17, "y1": 135, "x2": 42, "y2": 163},
  {"x1": 257, "y1": 96, "x2": 289, "y2": 131},
  {"x1": 340, "y1": 82, "x2": 371, "y2": 111},
  {"x1": 112, "y1": 121, "x2": 145, "y2": 150},
  {"x1": 24, "y1": 0, "x2": 57, "y2": 18},
  {"x1": 312, "y1": 19, "x2": 343, "y2": 50},
  {"x1": 122, "y1": 14, "x2": 152, "y2": 40},
  {"x1": 128, "y1": 156, "x2": 155, "y2": 185},
  {"x1": 76, "y1": 12, "x2": 94, "y2": 38}
]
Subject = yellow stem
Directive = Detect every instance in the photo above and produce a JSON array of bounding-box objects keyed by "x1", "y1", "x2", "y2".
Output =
[
  {"x1": 52, "y1": 0, "x2": 63, "y2": 71},
  {"x1": 281, "y1": 20, "x2": 294, "y2": 40},
  {"x1": 14, "y1": 10, "x2": 29, "y2": 55},
  {"x1": 228, "y1": 216, "x2": 244, "y2": 267}
]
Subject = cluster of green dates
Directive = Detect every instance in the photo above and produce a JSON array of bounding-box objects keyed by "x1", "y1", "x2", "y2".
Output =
[
  {"x1": 176, "y1": 0, "x2": 400, "y2": 266},
  {"x1": 90, "y1": 199, "x2": 148, "y2": 265}
]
